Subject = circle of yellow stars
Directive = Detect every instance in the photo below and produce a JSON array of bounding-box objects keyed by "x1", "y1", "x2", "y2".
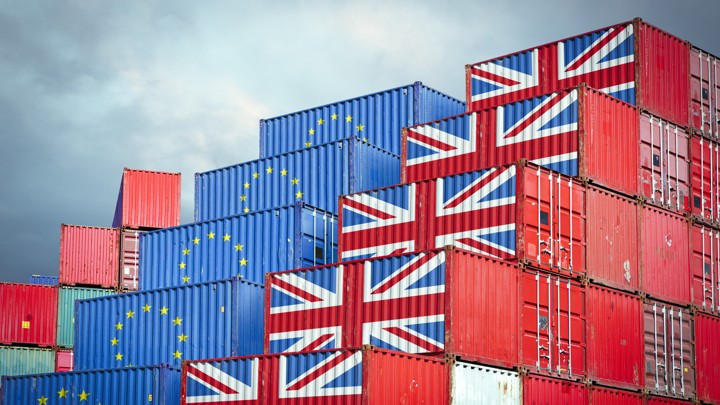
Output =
[
  {"x1": 178, "y1": 231, "x2": 249, "y2": 284},
  {"x1": 239, "y1": 167, "x2": 304, "y2": 214},
  {"x1": 304, "y1": 113, "x2": 368, "y2": 147}
]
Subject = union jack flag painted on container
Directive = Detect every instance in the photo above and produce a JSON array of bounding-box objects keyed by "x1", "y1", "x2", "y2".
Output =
[
  {"x1": 341, "y1": 166, "x2": 517, "y2": 261},
  {"x1": 405, "y1": 89, "x2": 579, "y2": 182},
  {"x1": 277, "y1": 350, "x2": 363, "y2": 399},
  {"x1": 468, "y1": 23, "x2": 634, "y2": 111},
  {"x1": 185, "y1": 358, "x2": 260, "y2": 403}
]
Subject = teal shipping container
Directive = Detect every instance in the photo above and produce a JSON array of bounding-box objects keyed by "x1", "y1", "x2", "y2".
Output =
[
  {"x1": 57, "y1": 286, "x2": 116, "y2": 348},
  {"x1": 0, "y1": 346, "x2": 54, "y2": 385}
]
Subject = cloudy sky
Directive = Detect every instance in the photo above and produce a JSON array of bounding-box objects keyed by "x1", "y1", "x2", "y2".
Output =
[{"x1": 1, "y1": 0, "x2": 718, "y2": 283}]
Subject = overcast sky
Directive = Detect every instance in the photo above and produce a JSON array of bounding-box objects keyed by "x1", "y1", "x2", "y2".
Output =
[{"x1": 1, "y1": 0, "x2": 718, "y2": 283}]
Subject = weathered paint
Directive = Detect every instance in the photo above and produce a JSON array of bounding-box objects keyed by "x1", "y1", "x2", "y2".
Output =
[
  {"x1": 690, "y1": 47, "x2": 720, "y2": 139},
  {"x1": 58, "y1": 224, "x2": 120, "y2": 288},
  {"x1": 0, "y1": 283, "x2": 57, "y2": 347},
  {"x1": 0, "y1": 347, "x2": 54, "y2": 382},
  {"x1": 695, "y1": 312, "x2": 720, "y2": 404},
  {"x1": 690, "y1": 135, "x2": 720, "y2": 224},
  {"x1": 690, "y1": 222, "x2": 720, "y2": 313},
  {"x1": 522, "y1": 374, "x2": 588, "y2": 403},
  {"x1": 120, "y1": 229, "x2": 143, "y2": 291},
  {"x1": 112, "y1": 168, "x2": 182, "y2": 230}
]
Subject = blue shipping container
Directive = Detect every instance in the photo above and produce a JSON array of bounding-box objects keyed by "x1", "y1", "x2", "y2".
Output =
[
  {"x1": 73, "y1": 277, "x2": 263, "y2": 371},
  {"x1": 28, "y1": 275, "x2": 58, "y2": 285},
  {"x1": 259, "y1": 82, "x2": 466, "y2": 157},
  {"x1": 195, "y1": 137, "x2": 399, "y2": 221},
  {"x1": 1, "y1": 364, "x2": 179, "y2": 405},
  {"x1": 141, "y1": 202, "x2": 337, "y2": 289}
]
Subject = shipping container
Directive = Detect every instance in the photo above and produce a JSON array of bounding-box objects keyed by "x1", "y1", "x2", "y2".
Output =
[
  {"x1": 404, "y1": 85, "x2": 640, "y2": 196},
  {"x1": 695, "y1": 313, "x2": 720, "y2": 404},
  {"x1": 57, "y1": 286, "x2": 116, "y2": 347},
  {"x1": 266, "y1": 248, "x2": 519, "y2": 368},
  {"x1": 141, "y1": 202, "x2": 337, "y2": 289},
  {"x1": 450, "y1": 362, "x2": 521, "y2": 404},
  {"x1": 73, "y1": 277, "x2": 263, "y2": 371},
  {"x1": 112, "y1": 168, "x2": 182, "y2": 229},
  {"x1": 259, "y1": 82, "x2": 465, "y2": 157},
  {"x1": 195, "y1": 137, "x2": 399, "y2": 221},
  {"x1": 521, "y1": 269, "x2": 585, "y2": 379},
  {"x1": 0, "y1": 347, "x2": 54, "y2": 382},
  {"x1": 639, "y1": 205, "x2": 691, "y2": 305},
  {"x1": 28, "y1": 275, "x2": 58, "y2": 286},
  {"x1": 2, "y1": 364, "x2": 180, "y2": 405},
  {"x1": 643, "y1": 299, "x2": 695, "y2": 399},
  {"x1": 0, "y1": 283, "x2": 57, "y2": 346},
  {"x1": 586, "y1": 284, "x2": 644, "y2": 389},
  {"x1": 586, "y1": 185, "x2": 640, "y2": 291},
  {"x1": 466, "y1": 19, "x2": 689, "y2": 126},
  {"x1": 690, "y1": 135, "x2": 719, "y2": 224},
  {"x1": 690, "y1": 47, "x2": 719, "y2": 139},
  {"x1": 690, "y1": 222, "x2": 720, "y2": 313},
  {"x1": 522, "y1": 374, "x2": 588, "y2": 404},
  {"x1": 589, "y1": 386, "x2": 643, "y2": 404},
  {"x1": 647, "y1": 396, "x2": 694, "y2": 405},
  {"x1": 58, "y1": 224, "x2": 120, "y2": 288},
  {"x1": 120, "y1": 229, "x2": 143, "y2": 291},
  {"x1": 340, "y1": 161, "x2": 586, "y2": 276},
  {"x1": 55, "y1": 349, "x2": 73, "y2": 372}
]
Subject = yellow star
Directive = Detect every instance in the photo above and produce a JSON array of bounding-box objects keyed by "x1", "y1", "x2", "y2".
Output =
[
  {"x1": 193, "y1": 237, "x2": 200, "y2": 245},
  {"x1": 362, "y1": 137, "x2": 368, "y2": 142},
  {"x1": 182, "y1": 276, "x2": 190, "y2": 283},
  {"x1": 296, "y1": 191, "x2": 304, "y2": 199},
  {"x1": 160, "y1": 306, "x2": 169, "y2": 315},
  {"x1": 79, "y1": 390, "x2": 89, "y2": 401},
  {"x1": 207, "y1": 232, "x2": 215, "y2": 239},
  {"x1": 252, "y1": 172, "x2": 259, "y2": 179},
  {"x1": 223, "y1": 234, "x2": 231, "y2": 242},
  {"x1": 179, "y1": 262, "x2": 186, "y2": 270},
  {"x1": 305, "y1": 142, "x2": 312, "y2": 147},
  {"x1": 173, "y1": 317, "x2": 183, "y2": 326},
  {"x1": 244, "y1": 208, "x2": 250, "y2": 213},
  {"x1": 126, "y1": 310, "x2": 135, "y2": 319},
  {"x1": 356, "y1": 124, "x2": 364, "y2": 132},
  {"x1": 240, "y1": 195, "x2": 247, "y2": 201},
  {"x1": 266, "y1": 167, "x2": 273, "y2": 174},
  {"x1": 234, "y1": 243, "x2": 243, "y2": 251},
  {"x1": 173, "y1": 350, "x2": 182, "y2": 359},
  {"x1": 58, "y1": 388, "x2": 69, "y2": 398},
  {"x1": 318, "y1": 118, "x2": 325, "y2": 125},
  {"x1": 143, "y1": 304, "x2": 151, "y2": 312},
  {"x1": 280, "y1": 169, "x2": 288, "y2": 176},
  {"x1": 111, "y1": 337, "x2": 119, "y2": 346},
  {"x1": 239, "y1": 258, "x2": 248, "y2": 266},
  {"x1": 309, "y1": 128, "x2": 315, "y2": 135},
  {"x1": 38, "y1": 396, "x2": 48, "y2": 404},
  {"x1": 345, "y1": 115, "x2": 353, "y2": 122},
  {"x1": 178, "y1": 333, "x2": 188, "y2": 342},
  {"x1": 331, "y1": 113, "x2": 338, "y2": 120},
  {"x1": 182, "y1": 248, "x2": 190, "y2": 255},
  {"x1": 243, "y1": 182, "x2": 250, "y2": 189},
  {"x1": 115, "y1": 322, "x2": 123, "y2": 331},
  {"x1": 291, "y1": 178, "x2": 299, "y2": 185},
  {"x1": 115, "y1": 352, "x2": 123, "y2": 361}
]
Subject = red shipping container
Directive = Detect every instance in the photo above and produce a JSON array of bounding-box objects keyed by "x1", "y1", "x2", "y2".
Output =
[
  {"x1": 643, "y1": 299, "x2": 695, "y2": 399},
  {"x1": 646, "y1": 396, "x2": 694, "y2": 405},
  {"x1": 589, "y1": 386, "x2": 643, "y2": 405},
  {"x1": 112, "y1": 168, "x2": 181, "y2": 230},
  {"x1": 695, "y1": 313, "x2": 720, "y2": 404},
  {"x1": 690, "y1": 223, "x2": 720, "y2": 313},
  {"x1": 340, "y1": 162, "x2": 586, "y2": 277},
  {"x1": 586, "y1": 284, "x2": 644, "y2": 389},
  {"x1": 690, "y1": 47, "x2": 720, "y2": 139},
  {"x1": 55, "y1": 349, "x2": 73, "y2": 372},
  {"x1": 520, "y1": 269, "x2": 585, "y2": 379},
  {"x1": 690, "y1": 135, "x2": 719, "y2": 224},
  {"x1": 466, "y1": 19, "x2": 689, "y2": 126},
  {"x1": 266, "y1": 248, "x2": 520, "y2": 369},
  {"x1": 58, "y1": 224, "x2": 120, "y2": 288},
  {"x1": 586, "y1": 186, "x2": 640, "y2": 291},
  {"x1": 119, "y1": 229, "x2": 142, "y2": 291},
  {"x1": 639, "y1": 205, "x2": 690, "y2": 305},
  {"x1": 0, "y1": 284, "x2": 58, "y2": 346},
  {"x1": 522, "y1": 374, "x2": 588, "y2": 404}
]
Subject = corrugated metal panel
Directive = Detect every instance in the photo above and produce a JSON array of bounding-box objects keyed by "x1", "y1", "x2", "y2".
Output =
[
  {"x1": 690, "y1": 223, "x2": 720, "y2": 312},
  {"x1": 141, "y1": 202, "x2": 337, "y2": 289},
  {"x1": 195, "y1": 137, "x2": 399, "y2": 221},
  {"x1": 695, "y1": 313, "x2": 720, "y2": 404},
  {"x1": 643, "y1": 299, "x2": 695, "y2": 399},
  {"x1": 522, "y1": 374, "x2": 588, "y2": 403},
  {"x1": 120, "y1": 229, "x2": 143, "y2": 291},
  {"x1": 113, "y1": 168, "x2": 182, "y2": 229},
  {"x1": 639, "y1": 112, "x2": 691, "y2": 213},
  {"x1": 259, "y1": 82, "x2": 465, "y2": 157},
  {"x1": 404, "y1": 86, "x2": 640, "y2": 196},
  {"x1": 28, "y1": 275, "x2": 58, "y2": 286},
  {"x1": 521, "y1": 270, "x2": 586, "y2": 379},
  {"x1": 0, "y1": 283, "x2": 57, "y2": 346},
  {"x1": 690, "y1": 47, "x2": 720, "y2": 139},
  {"x1": 0, "y1": 347, "x2": 54, "y2": 381},
  {"x1": 586, "y1": 284, "x2": 644, "y2": 389},
  {"x1": 450, "y1": 362, "x2": 520, "y2": 404},
  {"x1": 647, "y1": 396, "x2": 694, "y2": 405},
  {"x1": 340, "y1": 162, "x2": 586, "y2": 276},
  {"x1": 54, "y1": 349, "x2": 73, "y2": 372},
  {"x1": 586, "y1": 186, "x2": 639, "y2": 291},
  {"x1": 2, "y1": 364, "x2": 180, "y2": 405},
  {"x1": 58, "y1": 224, "x2": 120, "y2": 288},
  {"x1": 56, "y1": 286, "x2": 116, "y2": 347},
  {"x1": 466, "y1": 19, "x2": 689, "y2": 126},
  {"x1": 265, "y1": 248, "x2": 519, "y2": 368},
  {"x1": 589, "y1": 386, "x2": 643, "y2": 404},
  {"x1": 181, "y1": 347, "x2": 448, "y2": 404},
  {"x1": 639, "y1": 205, "x2": 690, "y2": 304},
  {"x1": 690, "y1": 135, "x2": 719, "y2": 224},
  {"x1": 73, "y1": 277, "x2": 264, "y2": 370}
]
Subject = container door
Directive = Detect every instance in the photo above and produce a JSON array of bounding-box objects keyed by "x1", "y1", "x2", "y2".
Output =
[
  {"x1": 521, "y1": 270, "x2": 585, "y2": 378},
  {"x1": 691, "y1": 136, "x2": 719, "y2": 224},
  {"x1": 690, "y1": 49, "x2": 720, "y2": 139},
  {"x1": 120, "y1": 230, "x2": 141, "y2": 290},
  {"x1": 691, "y1": 224, "x2": 720, "y2": 312},
  {"x1": 298, "y1": 207, "x2": 337, "y2": 268}
]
